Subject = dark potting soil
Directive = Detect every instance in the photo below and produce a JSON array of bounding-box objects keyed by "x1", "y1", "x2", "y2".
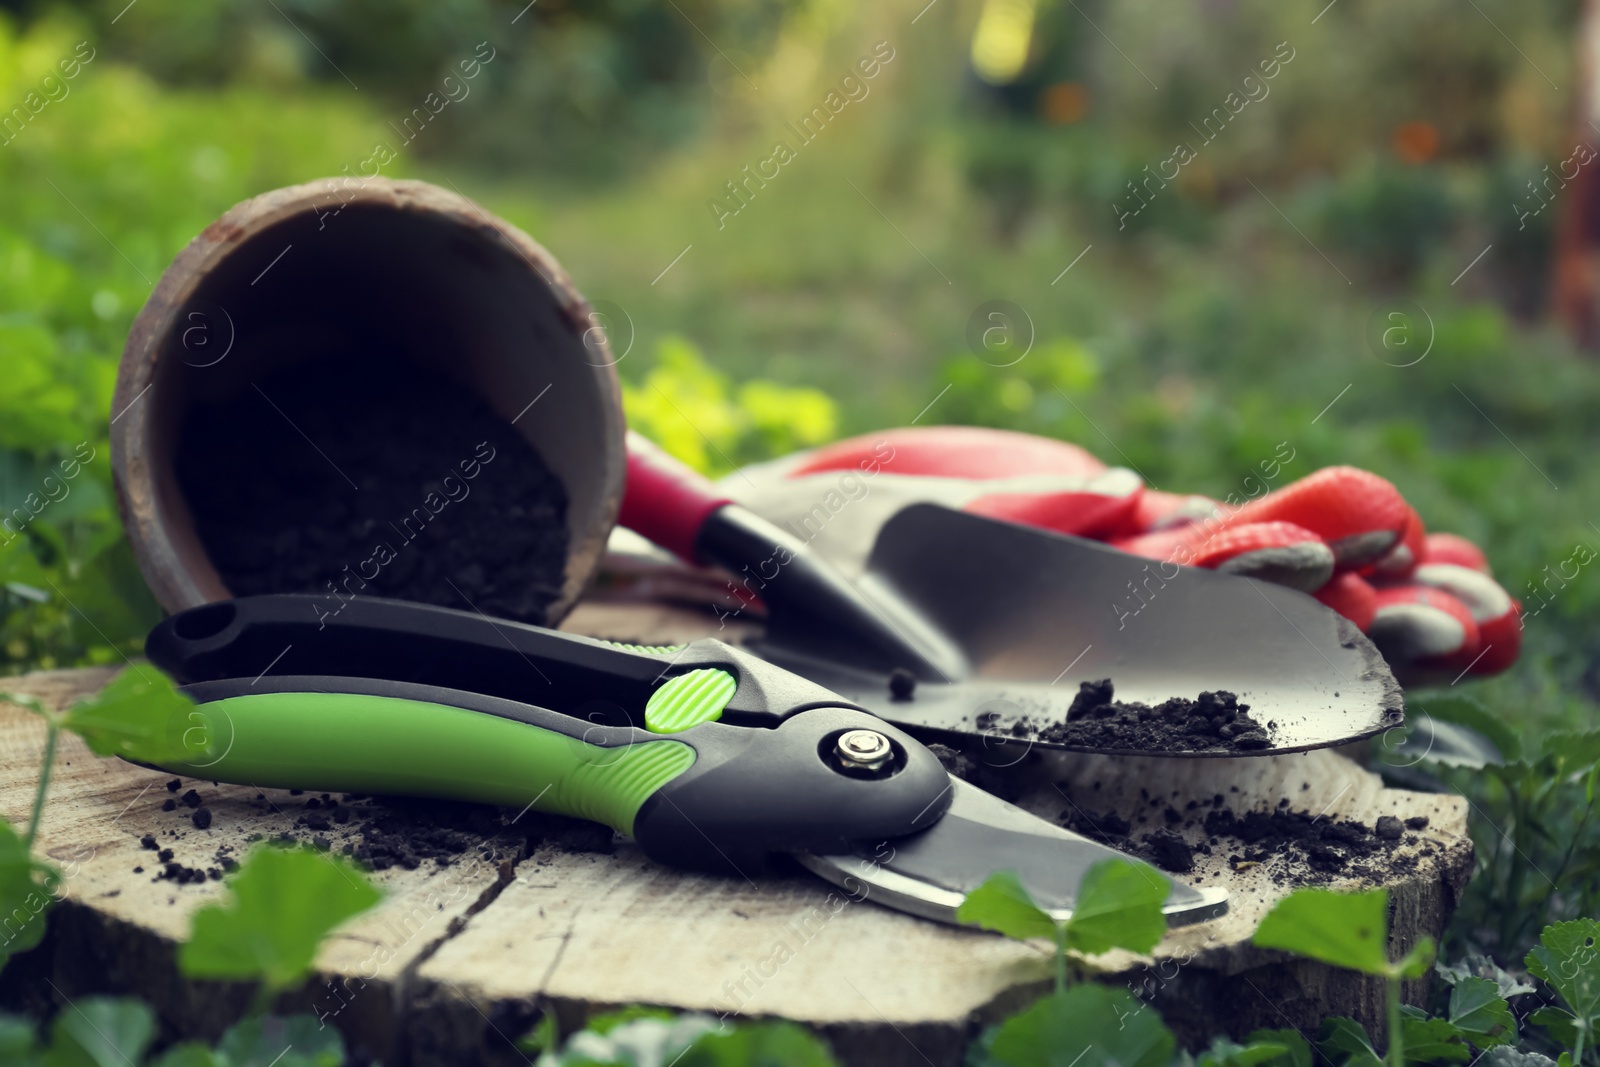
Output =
[
  {"x1": 136, "y1": 782, "x2": 615, "y2": 889},
  {"x1": 928, "y1": 733, "x2": 1429, "y2": 888},
  {"x1": 926, "y1": 743, "x2": 1027, "y2": 803},
  {"x1": 1058, "y1": 792, "x2": 1427, "y2": 887},
  {"x1": 1002, "y1": 678, "x2": 1275, "y2": 754},
  {"x1": 177, "y1": 354, "x2": 569, "y2": 625}
]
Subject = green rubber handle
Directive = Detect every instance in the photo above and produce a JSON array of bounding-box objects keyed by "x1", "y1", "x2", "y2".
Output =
[{"x1": 161, "y1": 691, "x2": 695, "y2": 836}]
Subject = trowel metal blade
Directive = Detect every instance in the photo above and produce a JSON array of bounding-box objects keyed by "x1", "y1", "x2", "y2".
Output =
[
  {"x1": 754, "y1": 504, "x2": 1404, "y2": 757},
  {"x1": 798, "y1": 778, "x2": 1228, "y2": 926}
]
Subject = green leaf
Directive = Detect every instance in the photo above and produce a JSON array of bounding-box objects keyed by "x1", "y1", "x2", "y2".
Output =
[
  {"x1": 0, "y1": 818, "x2": 59, "y2": 971},
  {"x1": 58, "y1": 667, "x2": 205, "y2": 764},
  {"x1": 1528, "y1": 1007, "x2": 1580, "y2": 1051},
  {"x1": 1447, "y1": 976, "x2": 1516, "y2": 1048},
  {"x1": 1539, "y1": 732, "x2": 1600, "y2": 778},
  {"x1": 585, "y1": 1006, "x2": 677, "y2": 1036},
  {"x1": 986, "y1": 986, "x2": 1175, "y2": 1067},
  {"x1": 678, "y1": 1020, "x2": 838, "y2": 1066},
  {"x1": 215, "y1": 1015, "x2": 344, "y2": 1067},
  {"x1": 1400, "y1": 1015, "x2": 1472, "y2": 1064},
  {"x1": 1399, "y1": 937, "x2": 1438, "y2": 979},
  {"x1": 1316, "y1": 1017, "x2": 1381, "y2": 1067},
  {"x1": 1254, "y1": 889, "x2": 1393, "y2": 976},
  {"x1": 44, "y1": 997, "x2": 154, "y2": 1067},
  {"x1": 215, "y1": 1015, "x2": 345, "y2": 1067},
  {"x1": 1063, "y1": 859, "x2": 1170, "y2": 957},
  {"x1": 518, "y1": 1014, "x2": 559, "y2": 1055},
  {"x1": 1195, "y1": 1036, "x2": 1291, "y2": 1067},
  {"x1": 1436, "y1": 956, "x2": 1536, "y2": 999},
  {"x1": 149, "y1": 1045, "x2": 225, "y2": 1067},
  {"x1": 1479, "y1": 1048, "x2": 1558, "y2": 1067},
  {"x1": 1244, "y1": 1028, "x2": 1314, "y2": 1067},
  {"x1": 1411, "y1": 695, "x2": 1522, "y2": 762},
  {"x1": 1525, "y1": 919, "x2": 1600, "y2": 1044},
  {"x1": 0, "y1": 1014, "x2": 40, "y2": 1065},
  {"x1": 178, "y1": 847, "x2": 381, "y2": 994},
  {"x1": 0, "y1": 691, "x2": 51, "y2": 720},
  {"x1": 547, "y1": 1014, "x2": 720, "y2": 1066},
  {"x1": 956, "y1": 871, "x2": 1059, "y2": 943}
]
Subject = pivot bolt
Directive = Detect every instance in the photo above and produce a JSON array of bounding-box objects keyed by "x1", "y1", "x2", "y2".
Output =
[{"x1": 835, "y1": 729, "x2": 894, "y2": 772}]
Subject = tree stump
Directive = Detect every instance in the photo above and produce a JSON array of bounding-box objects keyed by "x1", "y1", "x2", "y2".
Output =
[{"x1": 0, "y1": 601, "x2": 1474, "y2": 1066}]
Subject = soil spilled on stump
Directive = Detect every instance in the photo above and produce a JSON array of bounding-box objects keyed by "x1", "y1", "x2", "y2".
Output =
[
  {"x1": 929, "y1": 739, "x2": 1435, "y2": 888},
  {"x1": 983, "y1": 678, "x2": 1275, "y2": 754},
  {"x1": 1057, "y1": 789, "x2": 1431, "y2": 886},
  {"x1": 178, "y1": 354, "x2": 569, "y2": 625},
  {"x1": 135, "y1": 784, "x2": 614, "y2": 889}
]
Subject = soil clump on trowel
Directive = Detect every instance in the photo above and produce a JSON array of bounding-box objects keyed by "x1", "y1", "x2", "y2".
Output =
[{"x1": 983, "y1": 678, "x2": 1276, "y2": 754}]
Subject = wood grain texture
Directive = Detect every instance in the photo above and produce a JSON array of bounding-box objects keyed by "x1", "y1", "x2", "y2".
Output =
[{"x1": 0, "y1": 607, "x2": 1474, "y2": 1066}]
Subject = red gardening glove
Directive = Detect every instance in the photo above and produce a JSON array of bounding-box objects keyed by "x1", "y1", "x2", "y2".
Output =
[{"x1": 726, "y1": 426, "x2": 1519, "y2": 685}]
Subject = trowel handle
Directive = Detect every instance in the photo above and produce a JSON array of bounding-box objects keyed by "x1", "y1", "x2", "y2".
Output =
[
  {"x1": 620, "y1": 431, "x2": 733, "y2": 563},
  {"x1": 618, "y1": 432, "x2": 957, "y2": 680}
]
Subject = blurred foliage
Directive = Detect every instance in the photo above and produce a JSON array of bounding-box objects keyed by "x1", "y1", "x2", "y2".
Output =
[
  {"x1": 621, "y1": 336, "x2": 838, "y2": 475},
  {"x1": 7, "y1": 0, "x2": 802, "y2": 181}
]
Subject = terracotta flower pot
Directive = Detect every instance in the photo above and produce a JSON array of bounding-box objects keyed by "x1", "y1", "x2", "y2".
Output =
[{"x1": 110, "y1": 177, "x2": 624, "y2": 626}]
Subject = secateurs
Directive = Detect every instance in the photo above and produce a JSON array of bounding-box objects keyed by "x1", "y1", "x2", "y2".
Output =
[{"x1": 142, "y1": 595, "x2": 1229, "y2": 928}]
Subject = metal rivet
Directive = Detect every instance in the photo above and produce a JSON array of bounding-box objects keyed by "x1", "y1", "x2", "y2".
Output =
[{"x1": 835, "y1": 729, "x2": 893, "y2": 772}]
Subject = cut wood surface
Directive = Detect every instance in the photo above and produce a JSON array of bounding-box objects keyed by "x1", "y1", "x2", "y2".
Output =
[{"x1": 0, "y1": 601, "x2": 1474, "y2": 1067}]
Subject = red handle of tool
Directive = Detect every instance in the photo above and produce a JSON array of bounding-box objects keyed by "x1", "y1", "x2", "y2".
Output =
[{"x1": 620, "y1": 431, "x2": 733, "y2": 563}]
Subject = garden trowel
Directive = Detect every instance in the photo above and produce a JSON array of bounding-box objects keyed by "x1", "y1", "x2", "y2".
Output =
[{"x1": 615, "y1": 433, "x2": 1404, "y2": 757}]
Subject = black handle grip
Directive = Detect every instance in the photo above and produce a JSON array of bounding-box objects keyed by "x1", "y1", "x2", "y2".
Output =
[{"x1": 147, "y1": 595, "x2": 857, "y2": 729}]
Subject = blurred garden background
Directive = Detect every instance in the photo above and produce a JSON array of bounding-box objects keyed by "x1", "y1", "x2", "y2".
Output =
[{"x1": 0, "y1": 0, "x2": 1596, "y2": 952}]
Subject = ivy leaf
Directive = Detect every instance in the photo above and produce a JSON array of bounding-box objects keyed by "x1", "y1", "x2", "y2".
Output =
[
  {"x1": 57, "y1": 667, "x2": 202, "y2": 764},
  {"x1": 1254, "y1": 887, "x2": 1432, "y2": 979},
  {"x1": 956, "y1": 870, "x2": 1059, "y2": 943},
  {"x1": 1063, "y1": 859, "x2": 1170, "y2": 957},
  {"x1": 45, "y1": 997, "x2": 154, "y2": 1067},
  {"x1": 1316, "y1": 1017, "x2": 1381, "y2": 1067},
  {"x1": 216, "y1": 1015, "x2": 345, "y2": 1067},
  {"x1": 1447, "y1": 976, "x2": 1516, "y2": 1048},
  {"x1": 986, "y1": 986, "x2": 1174, "y2": 1067},
  {"x1": 1400, "y1": 1015, "x2": 1472, "y2": 1064},
  {"x1": 1525, "y1": 919, "x2": 1600, "y2": 1047},
  {"x1": 178, "y1": 847, "x2": 381, "y2": 994},
  {"x1": 0, "y1": 818, "x2": 59, "y2": 972}
]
